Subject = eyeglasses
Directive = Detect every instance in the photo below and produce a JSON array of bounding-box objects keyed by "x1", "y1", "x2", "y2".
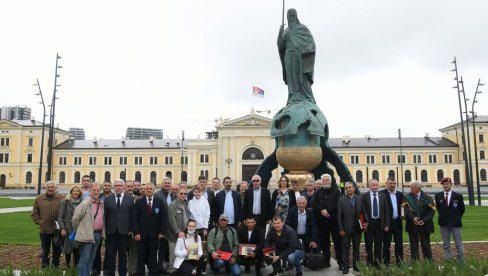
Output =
[
  {"x1": 179, "y1": 192, "x2": 187, "y2": 195},
  {"x1": 252, "y1": 180, "x2": 260, "y2": 182}
]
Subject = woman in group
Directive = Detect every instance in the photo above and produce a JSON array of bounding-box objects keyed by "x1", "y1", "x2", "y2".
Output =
[
  {"x1": 271, "y1": 175, "x2": 297, "y2": 222},
  {"x1": 57, "y1": 185, "x2": 82, "y2": 267},
  {"x1": 174, "y1": 219, "x2": 205, "y2": 276}
]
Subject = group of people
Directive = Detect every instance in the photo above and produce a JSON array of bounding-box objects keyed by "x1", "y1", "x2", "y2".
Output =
[{"x1": 31, "y1": 173, "x2": 465, "y2": 276}]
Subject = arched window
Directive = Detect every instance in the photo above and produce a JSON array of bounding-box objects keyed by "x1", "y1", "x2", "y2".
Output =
[
  {"x1": 181, "y1": 171, "x2": 188, "y2": 182},
  {"x1": 150, "y1": 171, "x2": 157, "y2": 184},
  {"x1": 405, "y1": 170, "x2": 412, "y2": 183},
  {"x1": 480, "y1": 169, "x2": 487, "y2": 181},
  {"x1": 105, "y1": 171, "x2": 111, "y2": 182},
  {"x1": 453, "y1": 169, "x2": 460, "y2": 184},
  {"x1": 135, "y1": 171, "x2": 142, "y2": 182},
  {"x1": 26, "y1": 172, "x2": 32, "y2": 184},
  {"x1": 90, "y1": 171, "x2": 96, "y2": 182},
  {"x1": 200, "y1": 170, "x2": 204, "y2": 176},
  {"x1": 205, "y1": 170, "x2": 209, "y2": 178},
  {"x1": 355, "y1": 170, "x2": 363, "y2": 183},
  {"x1": 74, "y1": 171, "x2": 80, "y2": 183},
  {"x1": 372, "y1": 170, "x2": 379, "y2": 182},
  {"x1": 166, "y1": 171, "x2": 172, "y2": 179},
  {"x1": 421, "y1": 170, "x2": 428, "y2": 182},
  {"x1": 437, "y1": 169, "x2": 444, "y2": 182},
  {"x1": 242, "y1": 147, "x2": 264, "y2": 160},
  {"x1": 59, "y1": 171, "x2": 66, "y2": 184},
  {"x1": 120, "y1": 171, "x2": 126, "y2": 181},
  {"x1": 388, "y1": 170, "x2": 395, "y2": 179}
]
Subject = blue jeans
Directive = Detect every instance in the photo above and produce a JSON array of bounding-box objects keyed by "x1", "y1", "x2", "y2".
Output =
[
  {"x1": 272, "y1": 250, "x2": 304, "y2": 273},
  {"x1": 213, "y1": 259, "x2": 241, "y2": 276},
  {"x1": 78, "y1": 233, "x2": 101, "y2": 276},
  {"x1": 40, "y1": 233, "x2": 61, "y2": 268}
]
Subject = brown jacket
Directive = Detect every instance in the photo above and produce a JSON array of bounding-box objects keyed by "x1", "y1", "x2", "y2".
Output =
[{"x1": 31, "y1": 192, "x2": 63, "y2": 234}]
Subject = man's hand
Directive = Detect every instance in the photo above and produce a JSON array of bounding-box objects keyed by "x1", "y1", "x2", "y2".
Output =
[
  {"x1": 413, "y1": 217, "x2": 422, "y2": 226},
  {"x1": 134, "y1": 234, "x2": 141, "y2": 241},
  {"x1": 320, "y1": 209, "x2": 329, "y2": 217},
  {"x1": 60, "y1": 229, "x2": 66, "y2": 237},
  {"x1": 339, "y1": 230, "x2": 345, "y2": 237},
  {"x1": 229, "y1": 256, "x2": 236, "y2": 264},
  {"x1": 310, "y1": 241, "x2": 318, "y2": 248},
  {"x1": 178, "y1": 231, "x2": 186, "y2": 238},
  {"x1": 211, "y1": 252, "x2": 219, "y2": 260},
  {"x1": 384, "y1": 226, "x2": 389, "y2": 232},
  {"x1": 248, "y1": 251, "x2": 256, "y2": 258},
  {"x1": 271, "y1": 256, "x2": 280, "y2": 263},
  {"x1": 158, "y1": 234, "x2": 164, "y2": 240}
]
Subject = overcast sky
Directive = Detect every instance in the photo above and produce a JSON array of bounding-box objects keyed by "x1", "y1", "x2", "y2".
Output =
[{"x1": 1, "y1": 0, "x2": 487, "y2": 140}]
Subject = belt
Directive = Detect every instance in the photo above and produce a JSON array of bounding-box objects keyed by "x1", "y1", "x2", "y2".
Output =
[
  {"x1": 370, "y1": 218, "x2": 381, "y2": 221},
  {"x1": 253, "y1": 214, "x2": 262, "y2": 216},
  {"x1": 94, "y1": 230, "x2": 102, "y2": 233}
]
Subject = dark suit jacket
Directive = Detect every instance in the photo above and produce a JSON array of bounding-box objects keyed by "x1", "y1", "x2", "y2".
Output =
[
  {"x1": 435, "y1": 191, "x2": 465, "y2": 227},
  {"x1": 243, "y1": 187, "x2": 272, "y2": 221},
  {"x1": 311, "y1": 185, "x2": 341, "y2": 222},
  {"x1": 404, "y1": 191, "x2": 435, "y2": 233},
  {"x1": 285, "y1": 206, "x2": 318, "y2": 243},
  {"x1": 337, "y1": 194, "x2": 364, "y2": 234},
  {"x1": 188, "y1": 188, "x2": 216, "y2": 225},
  {"x1": 215, "y1": 189, "x2": 241, "y2": 223},
  {"x1": 104, "y1": 193, "x2": 134, "y2": 235},
  {"x1": 381, "y1": 188, "x2": 404, "y2": 222},
  {"x1": 131, "y1": 196, "x2": 167, "y2": 239},
  {"x1": 361, "y1": 191, "x2": 390, "y2": 229},
  {"x1": 154, "y1": 189, "x2": 176, "y2": 209},
  {"x1": 237, "y1": 225, "x2": 265, "y2": 255}
]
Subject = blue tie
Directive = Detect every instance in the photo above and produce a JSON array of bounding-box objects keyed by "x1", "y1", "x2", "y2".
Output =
[{"x1": 373, "y1": 193, "x2": 378, "y2": 218}]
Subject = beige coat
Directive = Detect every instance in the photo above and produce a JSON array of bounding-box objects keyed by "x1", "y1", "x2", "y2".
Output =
[
  {"x1": 72, "y1": 198, "x2": 106, "y2": 243},
  {"x1": 31, "y1": 193, "x2": 63, "y2": 234}
]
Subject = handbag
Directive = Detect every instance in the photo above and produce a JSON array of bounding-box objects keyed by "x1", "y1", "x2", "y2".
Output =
[{"x1": 303, "y1": 247, "x2": 325, "y2": 270}]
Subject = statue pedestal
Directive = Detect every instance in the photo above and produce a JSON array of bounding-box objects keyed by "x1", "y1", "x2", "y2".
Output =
[{"x1": 285, "y1": 171, "x2": 314, "y2": 191}]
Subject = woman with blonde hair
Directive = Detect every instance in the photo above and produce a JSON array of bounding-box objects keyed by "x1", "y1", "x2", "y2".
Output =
[{"x1": 58, "y1": 185, "x2": 82, "y2": 267}]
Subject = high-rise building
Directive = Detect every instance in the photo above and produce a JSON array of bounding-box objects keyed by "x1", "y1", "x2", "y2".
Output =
[
  {"x1": 0, "y1": 105, "x2": 31, "y2": 120},
  {"x1": 69, "y1": 128, "x2": 86, "y2": 140},
  {"x1": 126, "y1": 127, "x2": 163, "y2": 140}
]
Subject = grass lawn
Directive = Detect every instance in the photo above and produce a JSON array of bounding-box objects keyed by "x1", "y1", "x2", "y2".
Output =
[
  {"x1": 0, "y1": 198, "x2": 34, "y2": 209},
  {"x1": 0, "y1": 212, "x2": 39, "y2": 245}
]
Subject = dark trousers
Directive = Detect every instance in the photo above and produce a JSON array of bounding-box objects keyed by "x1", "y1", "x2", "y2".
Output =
[
  {"x1": 157, "y1": 238, "x2": 170, "y2": 272},
  {"x1": 408, "y1": 230, "x2": 432, "y2": 261},
  {"x1": 253, "y1": 214, "x2": 267, "y2": 229},
  {"x1": 383, "y1": 218, "x2": 403, "y2": 265},
  {"x1": 65, "y1": 249, "x2": 79, "y2": 267},
  {"x1": 318, "y1": 219, "x2": 342, "y2": 265},
  {"x1": 297, "y1": 234, "x2": 312, "y2": 253},
  {"x1": 178, "y1": 257, "x2": 206, "y2": 276},
  {"x1": 39, "y1": 233, "x2": 61, "y2": 268},
  {"x1": 138, "y1": 238, "x2": 159, "y2": 276},
  {"x1": 364, "y1": 219, "x2": 383, "y2": 266},
  {"x1": 237, "y1": 253, "x2": 263, "y2": 273},
  {"x1": 341, "y1": 230, "x2": 361, "y2": 270},
  {"x1": 93, "y1": 238, "x2": 108, "y2": 273},
  {"x1": 106, "y1": 233, "x2": 129, "y2": 276}
]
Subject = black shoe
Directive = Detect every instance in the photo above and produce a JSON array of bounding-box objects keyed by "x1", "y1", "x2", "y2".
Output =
[
  {"x1": 285, "y1": 264, "x2": 293, "y2": 271},
  {"x1": 324, "y1": 262, "x2": 331, "y2": 268},
  {"x1": 353, "y1": 265, "x2": 359, "y2": 272},
  {"x1": 268, "y1": 270, "x2": 285, "y2": 276},
  {"x1": 245, "y1": 265, "x2": 251, "y2": 273},
  {"x1": 90, "y1": 270, "x2": 100, "y2": 276},
  {"x1": 296, "y1": 272, "x2": 302, "y2": 276},
  {"x1": 342, "y1": 268, "x2": 349, "y2": 274},
  {"x1": 256, "y1": 271, "x2": 262, "y2": 276}
]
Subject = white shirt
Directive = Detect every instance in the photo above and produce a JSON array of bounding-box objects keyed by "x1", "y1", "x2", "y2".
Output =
[
  {"x1": 188, "y1": 197, "x2": 211, "y2": 229},
  {"x1": 388, "y1": 190, "x2": 398, "y2": 219},
  {"x1": 224, "y1": 190, "x2": 235, "y2": 224},
  {"x1": 248, "y1": 230, "x2": 253, "y2": 241},
  {"x1": 115, "y1": 192, "x2": 125, "y2": 204},
  {"x1": 297, "y1": 209, "x2": 307, "y2": 235},
  {"x1": 253, "y1": 188, "x2": 261, "y2": 215},
  {"x1": 369, "y1": 191, "x2": 380, "y2": 219}
]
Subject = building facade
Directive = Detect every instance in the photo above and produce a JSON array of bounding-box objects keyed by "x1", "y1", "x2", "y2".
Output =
[
  {"x1": 1, "y1": 105, "x2": 32, "y2": 120},
  {"x1": 126, "y1": 127, "x2": 163, "y2": 140},
  {"x1": 69, "y1": 128, "x2": 86, "y2": 140}
]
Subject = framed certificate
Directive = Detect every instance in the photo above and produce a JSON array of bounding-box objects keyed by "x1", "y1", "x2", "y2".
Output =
[{"x1": 239, "y1": 244, "x2": 256, "y2": 256}]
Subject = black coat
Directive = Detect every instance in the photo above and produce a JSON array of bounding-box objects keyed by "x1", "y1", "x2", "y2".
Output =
[
  {"x1": 404, "y1": 191, "x2": 435, "y2": 234},
  {"x1": 243, "y1": 187, "x2": 272, "y2": 221},
  {"x1": 215, "y1": 189, "x2": 241, "y2": 224},
  {"x1": 131, "y1": 196, "x2": 167, "y2": 239},
  {"x1": 264, "y1": 225, "x2": 304, "y2": 260},
  {"x1": 381, "y1": 188, "x2": 404, "y2": 221},
  {"x1": 104, "y1": 193, "x2": 134, "y2": 235},
  {"x1": 237, "y1": 225, "x2": 265, "y2": 255},
  {"x1": 435, "y1": 191, "x2": 465, "y2": 227},
  {"x1": 361, "y1": 191, "x2": 390, "y2": 229},
  {"x1": 311, "y1": 185, "x2": 341, "y2": 222},
  {"x1": 285, "y1": 206, "x2": 318, "y2": 243}
]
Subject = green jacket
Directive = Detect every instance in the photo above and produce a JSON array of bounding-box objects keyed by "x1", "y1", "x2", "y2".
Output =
[{"x1": 207, "y1": 226, "x2": 239, "y2": 257}]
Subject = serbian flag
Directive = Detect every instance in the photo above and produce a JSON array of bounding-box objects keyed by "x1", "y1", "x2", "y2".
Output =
[{"x1": 253, "y1": 86, "x2": 265, "y2": 98}]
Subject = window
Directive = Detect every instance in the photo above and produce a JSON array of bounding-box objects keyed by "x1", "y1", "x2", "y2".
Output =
[
  {"x1": 480, "y1": 134, "x2": 484, "y2": 143},
  {"x1": 119, "y1": 156, "x2": 127, "y2": 165},
  {"x1": 388, "y1": 170, "x2": 395, "y2": 179},
  {"x1": 421, "y1": 170, "x2": 428, "y2": 182},
  {"x1": 181, "y1": 171, "x2": 188, "y2": 182},
  {"x1": 27, "y1": 154, "x2": 33, "y2": 163},
  {"x1": 372, "y1": 170, "x2": 379, "y2": 181},
  {"x1": 453, "y1": 169, "x2": 460, "y2": 184},
  {"x1": 120, "y1": 171, "x2": 126, "y2": 181},
  {"x1": 59, "y1": 157, "x2": 67, "y2": 165},
  {"x1": 480, "y1": 150, "x2": 486, "y2": 160},
  {"x1": 481, "y1": 169, "x2": 487, "y2": 181},
  {"x1": 28, "y1": 137, "x2": 34, "y2": 147},
  {"x1": 150, "y1": 156, "x2": 158, "y2": 165},
  {"x1": 89, "y1": 157, "x2": 97, "y2": 165},
  {"x1": 405, "y1": 170, "x2": 412, "y2": 182},
  {"x1": 200, "y1": 154, "x2": 209, "y2": 163},
  {"x1": 242, "y1": 147, "x2": 264, "y2": 160},
  {"x1": 356, "y1": 171, "x2": 363, "y2": 183},
  {"x1": 26, "y1": 172, "x2": 32, "y2": 184},
  {"x1": 104, "y1": 156, "x2": 112, "y2": 165},
  {"x1": 74, "y1": 171, "x2": 81, "y2": 183},
  {"x1": 150, "y1": 171, "x2": 157, "y2": 184},
  {"x1": 444, "y1": 154, "x2": 453, "y2": 163},
  {"x1": 59, "y1": 171, "x2": 66, "y2": 184},
  {"x1": 135, "y1": 171, "x2": 142, "y2": 182},
  {"x1": 205, "y1": 170, "x2": 209, "y2": 178},
  {"x1": 0, "y1": 153, "x2": 9, "y2": 163},
  {"x1": 429, "y1": 154, "x2": 437, "y2": 164},
  {"x1": 437, "y1": 169, "x2": 444, "y2": 182},
  {"x1": 413, "y1": 154, "x2": 422, "y2": 164},
  {"x1": 135, "y1": 156, "x2": 143, "y2": 165},
  {"x1": 166, "y1": 171, "x2": 172, "y2": 178},
  {"x1": 200, "y1": 170, "x2": 204, "y2": 176},
  {"x1": 397, "y1": 155, "x2": 405, "y2": 164},
  {"x1": 105, "y1": 171, "x2": 111, "y2": 182},
  {"x1": 366, "y1": 155, "x2": 375, "y2": 164},
  {"x1": 165, "y1": 156, "x2": 173, "y2": 165},
  {"x1": 89, "y1": 171, "x2": 96, "y2": 181},
  {"x1": 350, "y1": 155, "x2": 359, "y2": 164},
  {"x1": 0, "y1": 138, "x2": 10, "y2": 146},
  {"x1": 180, "y1": 156, "x2": 188, "y2": 165},
  {"x1": 382, "y1": 155, "x2": 390, "y2": 164},
  {"x1": 74, "y1": 157, "x2": 82, "y2": 166}
]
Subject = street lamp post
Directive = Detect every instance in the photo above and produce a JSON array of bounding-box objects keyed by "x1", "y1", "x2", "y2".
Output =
[
  {"x1": 471, "y1": 79, "x2": 484, "y2": 206},
  {"x1": 180, "y1": 130, "x2": 185, "y2": 182},
  {"x1": 460, "y1": 76, "x2": 475, "y2": 206},
  {"x1": 398, "y1": 128, "x2": 404, "y2": 193},
  {"x1": 46, "y1": 53, "x2": 62, "y2": 181},
  {"x1": 34, "y1": 79, "x2": 46, "y2": 195}
]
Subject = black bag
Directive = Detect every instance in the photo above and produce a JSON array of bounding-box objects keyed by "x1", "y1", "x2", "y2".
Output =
[{"x1": 303, "y1": 248, "x2": 325, "y2": 270}]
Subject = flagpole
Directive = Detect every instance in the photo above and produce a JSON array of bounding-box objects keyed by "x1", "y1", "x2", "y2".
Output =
[
  {"x1": 282, "y1": 0, "x2": 285, "y2": 25},
  {"x1": 252, "y1": 87, "x2": 254, "y2": 110}
]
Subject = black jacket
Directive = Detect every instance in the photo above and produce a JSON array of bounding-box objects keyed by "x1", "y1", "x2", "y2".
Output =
[
  {"x1": 131, "y1": 196, "x2": 167, "y2": 239},
  {"x1": 311, "y1": 184, "x2": 341, "y2": 222},
  {"x1": 404, "y1": 191, "x2": 435, "y2": 234},
  {"x1": 380, "y1": 188, "x2": 404, "y2": 222},
  {"x1": 237, "y1": 225, "x2": 265, "y2": 255},
  {"x1": 243, "y1": 187, "x2": 272, "y2": 221},
  {"x1": 215, "y1": 189, "x2": 241, "y2": 224},
  {"x1": 104, "y1": 193, "x2": 134, "y2": 235},
  {"x1": 435, "y1": 191, "x2": 465, "y2": 227},
  {"x1": 285, "y1": 206, "x2": 318, "y2": 244},
  {"x1": 265, "y1": 225, "x2": 304, "y2": 260}
]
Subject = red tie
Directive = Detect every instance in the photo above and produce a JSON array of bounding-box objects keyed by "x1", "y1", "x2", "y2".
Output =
[
  {"x1": 147, "y1": 197, "x2": 152, "y2": 215},
  {"x1": 445, "y1": 192, "x2": 449, "y2": 207}
]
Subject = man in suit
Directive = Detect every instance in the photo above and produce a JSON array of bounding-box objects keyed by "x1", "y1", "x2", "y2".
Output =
[
  {"x1": 104, "y1": 179, "x2": 134, "y2": 276},
  {"x1": 237, "y1": 217, "x2": 265, "y2": 276},
  {"x1": 215, "y1": 176, "x2": 241, "y2": 229},
  {"x1": 154, "y1": 177, "x2": 176, "y2": 274},
  {"x1": 381, "y1": 177, "x2": 404, "y2": 265},
  {"x1": 361, "y1": 178, "x2": 390, "y2": 267},
  {"x1": 188, "y1": 175, "x2": 216, "y2": 227},
  {"x1": 132, "y1": 182, "x2": 167, "y2": 276},
  {"x1": 404, "y1": 180, "x2": 435, "y2": 261},
  {"x1": 301, "y1": 178, "x2": 315, "y2": 210},
  {"x1": 286, "y1": 196, "x2": 318, "y2": 253},
  {"x1": 435, "y1": 177, "x2": 465, "y2": 262},
  {"x1": 243, "y1": 175, "x2": 271, "y2": 228},
  {"x1": 338, "y1": 182, "x2": 364, "y2": 274}
]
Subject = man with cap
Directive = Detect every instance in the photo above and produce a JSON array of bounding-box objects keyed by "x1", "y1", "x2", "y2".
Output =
[
  {"x1": 207, "y1": 214, "x2": 241, "y2": 276},
  {"x1": 435, "y1": 177, "x2": 465, "y2": 262}
]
